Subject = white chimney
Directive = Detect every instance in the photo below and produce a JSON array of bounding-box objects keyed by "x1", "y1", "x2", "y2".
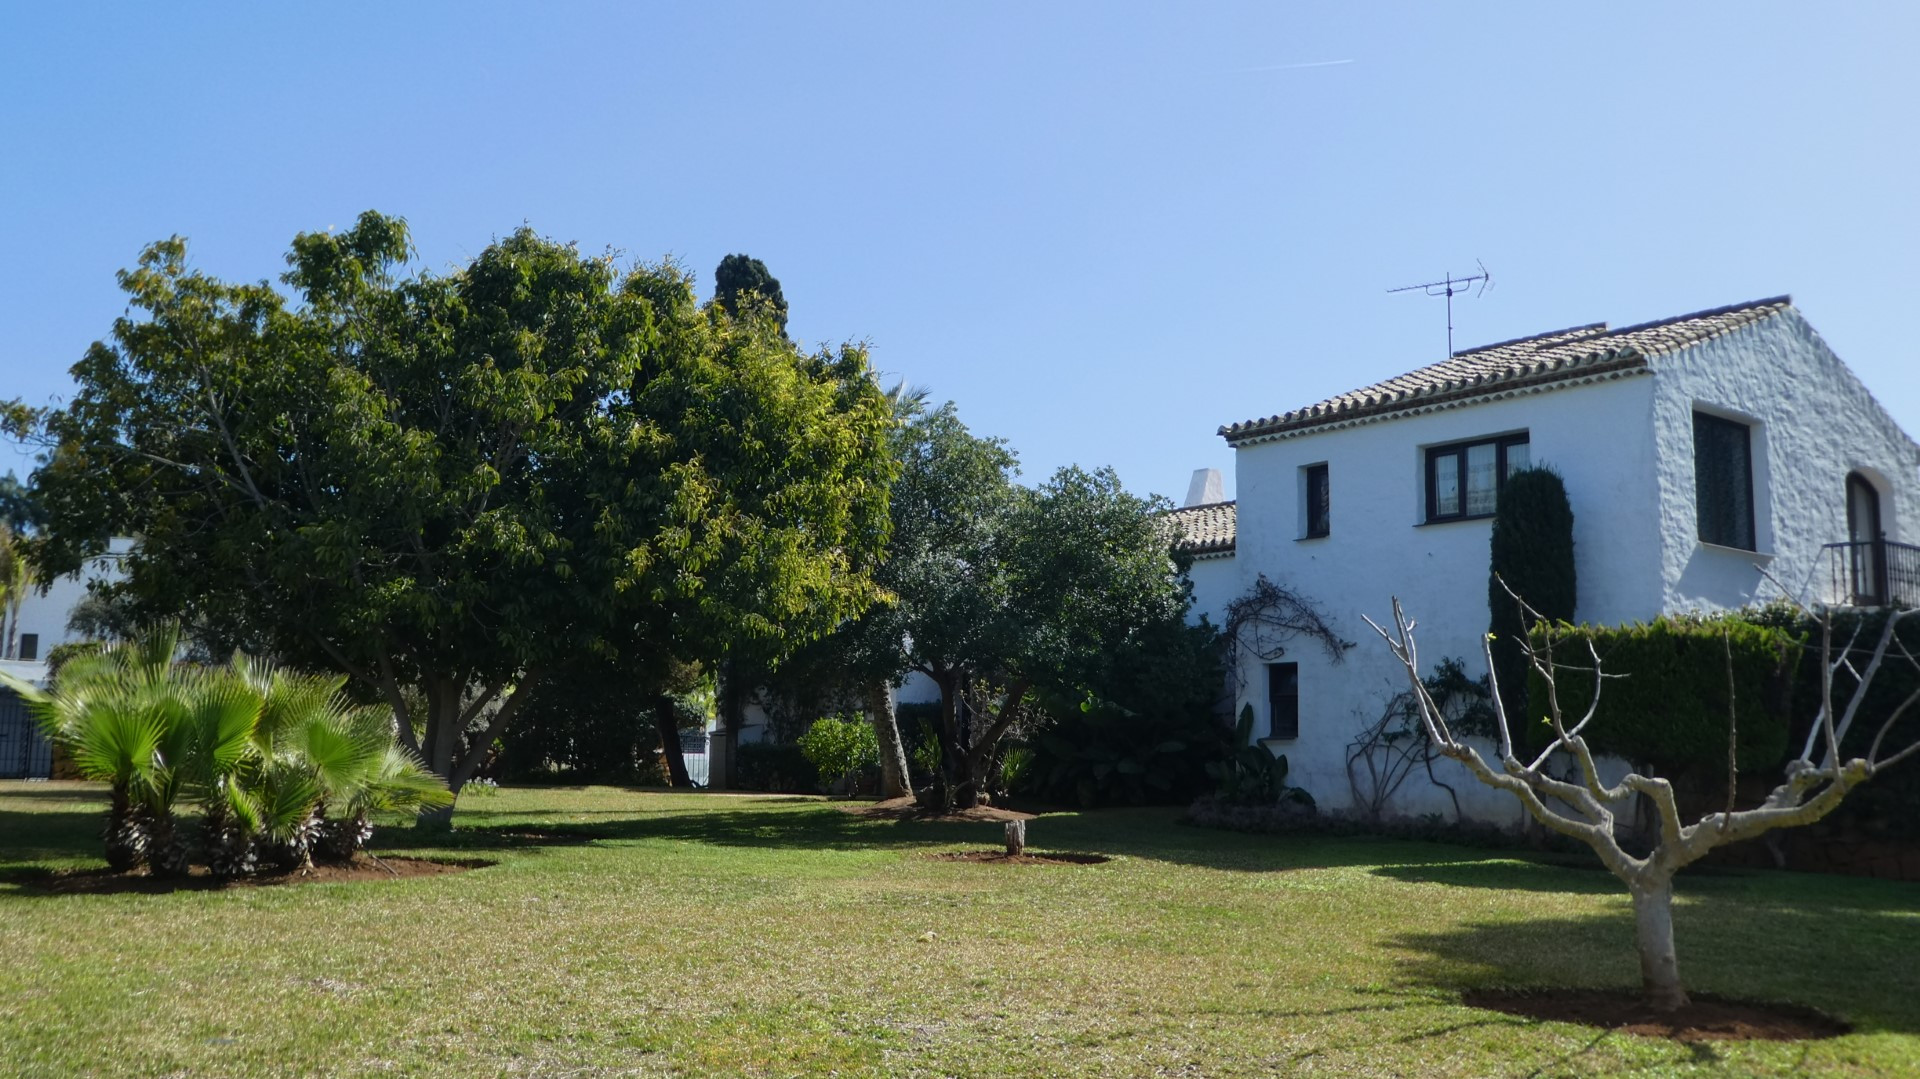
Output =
[{"x1": 1184, "y1": 467, "x2": 1225, "y2": 507}]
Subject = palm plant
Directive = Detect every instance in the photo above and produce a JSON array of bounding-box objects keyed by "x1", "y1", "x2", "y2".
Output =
[
  {"x1": 233, "y1": 659, "x2": 450, "y2": 869},
  {"x1": 1, "y1": 626, "x2": 185, "y2": 870},
  {"x1": 5, "y1": 631, "x2": 451, "y2": 877}
]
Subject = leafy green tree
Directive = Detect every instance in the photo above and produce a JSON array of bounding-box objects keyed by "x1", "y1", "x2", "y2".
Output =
[
  {"x1": 17, "y1": 213, "x2": 895, "y2": 810},
  {"x1": 713, "y1": 253, "x2": 788, "y2": 337},
  {"x1": 853, "y1": 406, "x2": 1191, "y2": 810},
  {"x1": 1488, "y1": 467, "x2": 1576, "y2": 723}
]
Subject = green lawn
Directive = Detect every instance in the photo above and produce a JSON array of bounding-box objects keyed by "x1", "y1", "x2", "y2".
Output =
[{"x1": 3, "y1": 782, "x2": 1918, "y2": 1077}]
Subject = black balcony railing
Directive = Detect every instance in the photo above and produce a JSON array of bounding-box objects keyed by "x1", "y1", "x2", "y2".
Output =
[{"x1": 1823, "y1": 537, "x2": 1920, "y2": 608}]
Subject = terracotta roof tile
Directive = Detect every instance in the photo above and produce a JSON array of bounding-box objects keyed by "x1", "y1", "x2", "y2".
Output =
[
  {"x1": 1220, "y1": 296, "x2": 1793, "y2": 444},
  {"x1": 1163, "y1": 500, "x2": 1236, "y2": 556}
]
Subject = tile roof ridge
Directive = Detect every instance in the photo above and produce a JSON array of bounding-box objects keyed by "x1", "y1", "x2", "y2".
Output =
[
  {"x1": 1167, "y1": 499, "x2": 1237, "y2": 511},
  {"x1": 1451, "y1": 321, "x2": 1609, "y2": 356},
  {"x1": 1601, "y1": 295, "x2": 1793, "y2": 340}
]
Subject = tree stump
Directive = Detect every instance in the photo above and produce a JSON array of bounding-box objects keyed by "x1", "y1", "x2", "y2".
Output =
[{"x1": 1004, "y1": 819, "x2": 1026, "y2": 856}]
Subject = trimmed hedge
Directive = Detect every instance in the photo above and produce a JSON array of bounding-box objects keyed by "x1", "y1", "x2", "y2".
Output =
[
  {"x1": 1523, "y1": 616, "x2": 1802, "y2": 775},
  {"x1": 1763, "y1": 606, "x2": 1920, "y2": 835}
]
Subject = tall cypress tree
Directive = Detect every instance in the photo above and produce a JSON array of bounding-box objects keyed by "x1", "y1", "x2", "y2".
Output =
[{"x1": 1488, "y1": 467, "x2": 1577, "y2": 725}]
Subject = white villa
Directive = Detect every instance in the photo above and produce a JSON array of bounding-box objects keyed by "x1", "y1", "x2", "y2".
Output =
[{"x1": 1169, "y1": 296, "x2": 1920, "y2": 823}]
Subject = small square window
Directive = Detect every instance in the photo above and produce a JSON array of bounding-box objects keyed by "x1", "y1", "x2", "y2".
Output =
[
  {"x1": 1267, "y1": 662, "x2": 1299, "y2": 740},
  {"x1": 1304, "y1": 464, "x2": 1329, "y2": 538},
  {"x1": 17, "y1": 634, "x2": 38, "y2": 662}
]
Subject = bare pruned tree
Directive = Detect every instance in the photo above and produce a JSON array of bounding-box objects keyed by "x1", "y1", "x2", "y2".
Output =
[{"x1": 1365, "y1": 593, "x2": 1920, "y2": 1012}]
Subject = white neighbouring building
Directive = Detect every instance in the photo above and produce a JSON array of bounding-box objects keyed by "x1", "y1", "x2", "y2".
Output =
[
  {"x1": 1168, "y1": 297, "x2": 1920, "y2": 825},
  {"x1": 0, "y1": 538, "x2": 131, "y2": 778}
]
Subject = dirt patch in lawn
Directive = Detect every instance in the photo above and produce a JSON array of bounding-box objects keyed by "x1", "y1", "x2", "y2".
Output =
[
  {"x1": 471, "y1": 828, "x2": 597, "y2": 845},
  {"x1": 838, "y1": 796, "x2": 1035, "y2": 823},
  {"x1": 928, "y1": 850, "x2": 1110, "y2": 866},
  {"x1": 1462, "y1": 988, "x2": 1849, "y2": 1042},
  {"x1": 20, "y1": 855, "x2": 493, "y2": 896}
]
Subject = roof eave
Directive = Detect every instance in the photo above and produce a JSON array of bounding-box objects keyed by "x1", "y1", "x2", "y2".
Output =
[{"x1": 1219, "y1": 349, "x2": 1650, "y2": 446}]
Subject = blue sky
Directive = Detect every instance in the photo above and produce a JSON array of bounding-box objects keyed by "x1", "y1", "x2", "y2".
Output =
[{"x1": 4, "y1": 2, "x2": 1917, "y2": 503}]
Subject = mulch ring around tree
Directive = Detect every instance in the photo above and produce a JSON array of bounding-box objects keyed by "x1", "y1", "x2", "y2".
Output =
[
  {"x1": 18, "y1": 856, "x2": 495, "y2": 896},
  {"x1": 1462, "y1": 988, "x2": 1850, "y2": 1042},
  {"x1": 927, "y1": 850, "x2": 1110, "y2": 866},
  {"x1": 837, "y1": 796, "x2": 1035, "y2": 823}
]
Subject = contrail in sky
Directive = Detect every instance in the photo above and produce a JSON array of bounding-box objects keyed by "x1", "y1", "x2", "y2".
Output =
[{"x1": 1228, "y1": 59, "x2": 1355, "y2": 72}]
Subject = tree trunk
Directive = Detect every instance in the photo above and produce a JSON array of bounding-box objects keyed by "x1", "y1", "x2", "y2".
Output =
[
  {"x1": 655, "y1": 696, "x2": 692, "y2": 787},
  {"x1": 713, "y1": 659, "x2": 745, "y2": 790},
  {"x1": 866, "y1": 683, "x2": 912, "y2": 799},
  {"x1": 1631, "y1": 879, "x2": 1689, "y2": 1011},
  {"x1": 936, "y1": 680, "x2": 978, "y2": 810}
]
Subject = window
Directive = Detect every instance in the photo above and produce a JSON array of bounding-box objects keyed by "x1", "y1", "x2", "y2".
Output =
[
  {"x1": 1425, "y1": 434, "x2": 1530, "y2": 522},
  {"x1": 17, "y1": 634, "x2": 37, "y2": 662},
  {"x1": 1693, "y1": 411, "x2": 1755, "y2": 550},
  {"x1": 1304, "y1": 463, "x2": 1330, "y2": 538},
  {"x1": 1267, "y1": 662, "x2": 1299, "y2": 740}
]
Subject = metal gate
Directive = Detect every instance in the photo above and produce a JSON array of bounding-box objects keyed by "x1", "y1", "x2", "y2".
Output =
[
  {"x1": 680, "y1": 730, "x2": 709, "y2": 788},
  {"x1": 0, "y1": 687, "x2": 52, "y2": 779}
]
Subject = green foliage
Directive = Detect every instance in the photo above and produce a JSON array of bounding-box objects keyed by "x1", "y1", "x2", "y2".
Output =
[
  {"x1": 1207, "y1": 704, "x2": 1316, "y2": 809},
  {"x1": 857, "y1": 402, "x2": 1198, "y2": 807},
  {"x1": 996, "y1": 745, "x2": 1034, "y2": 793},
  {"x1": 21, "y1": 214, "x2": 896, "y2": 791},
  {"x1": 44, "y1": 640, "x2": 105, "y2": 680},
  {"x1": 1522, "y1": 616, "x2": 1801, "y2": 774},
  {"x1": 796, "y1": 714, "x2": 880, "y2": 792},
  {"x1": 897, "y1": 706, "x2": 943, "y2": 786},
  {"x1": 732, "y1": 741, "x2": 819, "y2": 794},
  {"x1": 1021, "y1": 613, "x2": 1229, "y2": 807},
  {"x1": 500, "y1": 660, "x2": 698, "y2": 783},
  {"x1": 0, "y1": 627, "x2": 451, "y2": 876},
  {"x1": 1488, "y1": 467, "x2": 1576, "y2": 722},
  {"x1": 712, "y1": 253, "x2": 788, "y2": 336},
  {"x1": 1759, "y1": 606, "x2": 1920, "y2": 836}
]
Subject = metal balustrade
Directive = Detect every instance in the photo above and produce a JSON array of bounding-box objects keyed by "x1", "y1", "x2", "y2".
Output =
[{"x1": 1822, "y1": 537, "x2": 1920, "y2": 608}]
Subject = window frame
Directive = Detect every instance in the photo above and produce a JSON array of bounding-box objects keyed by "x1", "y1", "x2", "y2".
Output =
[
  {"x1": 1693, "y1": 410, "x2": 1756, "y2": 551},
  {"x1": 1424, "y1": 433, "x2": 1531, "y2": 523},
  {"x1": 1303, "y1": 463, "x2": 1330, "y2": 539},
  {"x1": 1267, "y1": 661, "x2": 1299, "y2": 740},
  {"x1": 17, "y1": 633, "x2": 38, "y2": 662}
]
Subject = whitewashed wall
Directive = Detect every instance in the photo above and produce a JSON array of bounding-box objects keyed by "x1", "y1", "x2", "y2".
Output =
[
  {"x1": 1224, "y1": 372, "x2": 1665, "y2": 820},
  {"x1": 1650, "y1": 313, "x2": 1920, "y2": 612},
  {"x1": 1183, "y1": 553, "x2": 1238, "y2": 628},
  {"x1": 7, "y1": 537, "x2": 131, "y2": 664}
]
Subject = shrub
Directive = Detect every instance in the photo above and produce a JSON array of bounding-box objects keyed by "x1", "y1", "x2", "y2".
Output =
[
  {"x1": 1, "y1": 626, "x2": 451, "y2": 877},
  {"x1": 1021, "y1": 612, "x2": 1229, "y2": 807},
  {"x1": 733, "y1": 741, "x2": 819, "y2": 794},
  {"x1": 1756, "y1": 605, "x2": 1920, "y2": 837},
  {"x1": 1489, "y1": 467, "x2": 1576, "y2": 723},
  {"x1": 1206, "y1": 703, "x2": 1315, "y2": 808},
  {"x1": 1522, "y1": 615, "x2": 1801, "y2": 775},
  {"x1": 896, "y1": 703, "x2": 943, "y2": 787},
  {"x1": 796, "y1": 714, "x2": 879, "y2": 793}
]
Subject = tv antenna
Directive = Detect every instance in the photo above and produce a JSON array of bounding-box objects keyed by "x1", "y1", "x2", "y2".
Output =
[{"x1": 1388, "y1": 260, "x2": 1492, "y2": 357}]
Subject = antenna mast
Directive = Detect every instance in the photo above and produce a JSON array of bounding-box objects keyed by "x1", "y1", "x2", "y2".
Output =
[{"x1": 1388, "y1": 260, "x2": 1492, "y2": 357}]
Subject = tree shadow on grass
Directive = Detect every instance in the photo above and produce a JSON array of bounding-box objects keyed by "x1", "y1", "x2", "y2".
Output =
[
  {"x1": 395, "y1": 800, "x2": 1517, "y2": 877},
  {"x1": 1382, "y1": 900, "x2": 1920, "y2": 1036}
]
